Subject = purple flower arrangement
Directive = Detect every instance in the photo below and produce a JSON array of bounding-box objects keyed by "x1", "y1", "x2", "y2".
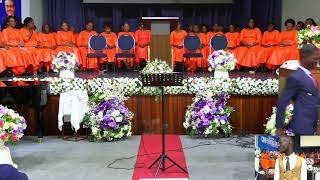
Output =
[
  {"x1": 0, "y1": 105, "x2": 27, "y2": 143},
  {"x1": 208, "y1": 50, "x2": 237, "y2": 72},
  {"x1": 52, "y1": 51, "x2": 78, "y2": 72},
  {"x1": 85, "y1": 96, "x2": 133, "y2": 141},
  {"x1": 183, "y1": 92, "x2": 233, "y2": 137}
]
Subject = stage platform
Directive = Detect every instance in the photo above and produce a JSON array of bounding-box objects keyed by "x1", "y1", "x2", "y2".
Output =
[{"x1": 1, "y1": 71, "x2": 278, "y2": 136}]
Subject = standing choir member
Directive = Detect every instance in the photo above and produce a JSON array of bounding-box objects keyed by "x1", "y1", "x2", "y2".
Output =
[
  {"x1": 117, "y1": 22, "x2": 135, "y2": 68},
  {"x1": 257, "y1": 22, "x2": 280, "y2": 70},
  {"x1": 77, "y1": 20, "x2": 98, "y2": 70},
  {"x1": 225, "y1": 24, "x2": 240, "y2": 60},
  {"x1": 305, "y1": 18, "x2": 317, "y2": 27},
  {"x1": 20, "y1": 17, "x2": 41, "y2": 72},
  {"x1": 55, "y1": 21, "x2": 80, "y2": 63},
  {"x1": 199, "y1": 25, "x2": 209, "y2": 68},
  {"x1": 2, "y1": 16, "x2": 33, "y2": 75},
  {"x1": 295, "y1": 21, "x2": 305, "y2": 31},
  {"x1": 206, "y1": 23, "x2": 223, "y2": 49},
  {"x1": 0, "y1": 31, "x2": 7, "y2": 73},
  {"x1": 268, "y1": 19, "x2": 299, "y2": 68},
  {"x1": 134, "y1": 21, "x2": 151, "y2": 66},
  {"x1": 170, "y1": 22, "x2": 187, "y2": 70},
  {"x1": 38, "y1": 24, "x2": 56, "y2": 71},
  {"x1": 237, "y1": 18, "x2": 262, "y2": 69},
  {"x1": 101, "y1": 24, "x2": 117, "y2": 68}
]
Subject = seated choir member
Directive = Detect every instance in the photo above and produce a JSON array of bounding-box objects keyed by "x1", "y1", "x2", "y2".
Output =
[
  {"x1": 305, "y1": 18, "x2": 317, "y2": 27},
  {"x1": 134, "y1": 21, "x2": 151, "y2": 68},
  {"x1": 117, "y1": 22, "x2": 135, "y2": 68},
  {"x1": 199, "y1": 24, "x2": 209, "y2": 68},
  {"x1": 225, "y1": 24, "x2": 240, "y2": 60},
  {"x1": 0, "y1": 30, "x2": 7, "y2": 74},
  {"x1": 170, "y1": 22, "x2": 187, "y2": 71},
  {"x1": 184, "y1": 25, "x2": 202, "y2": 72},
  {"x1": 295, "y1": 21, "x2": 305, "y2": 31},
  {"x1": 77, "y1": 20, "x2": 98, "y2": 70},
  {"x1": 101, "y1": 23, "x2": 117, "y2": 70},
  {"x1": 38, "y1": 24, "x2": 56, "y2": 72},
  {"x1": 2, "y1": 16, "x2": 34, "y2": 75},
  {"x1": 237, "y1": 18, "x2": 262, "y2": 70},
  {"x1": 257, "y1": 22, "x2": 280, "y2": 70},
  {"x1": 267, "y1": 19, "x2": 299, "y2": 69},
  {"x1": 20, "y1": 17, "x2": 42, "y2": 72},
  {"x1": 55, "y1": 21, "x2": 81, "y2": 64}
]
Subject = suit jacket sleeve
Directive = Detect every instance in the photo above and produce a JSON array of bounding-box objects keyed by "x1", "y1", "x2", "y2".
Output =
[{"x1": 276, "y1": 75, "x2": 299, "y2": 128}]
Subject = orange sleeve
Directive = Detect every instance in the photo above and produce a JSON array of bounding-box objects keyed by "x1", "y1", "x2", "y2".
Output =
[
  {"x1": 236, "y1": 33, "x2": 240, "y2": 46},
  {"x1": 239, "y1": 29, "x2": 245, "y2": 42},
  {"x1": 170, "y1": 31, "x2": 174, "y2": 46},
  {"x1": 261, "y1": 32, "x2": 267, "y2": 45},
  {"x1": 148, "y1": 30, "x2": 151, "y2": 43},
  {"x1": 292, "y1": 30, "x2": 298, "y2": 45},
  {"x1": 255, "y1": 28, "x2": 262, "y2": 44},
  {"x1": 55, "y1": 32, "x2": 62, "y2": 46},
  {"x1": 134, "y1": 30, "x2": 140, "y2": 44},
  {"x1": 51, "y1": 34, "x2": 57, "y2": 46},
  {"x1": 71, "y1": 33, "x2": 76, "y2": 45},
  {"x1": 20, "y1": 29, "x2": 30, "y2": 43},
  {"x1": 0, "y1": 32, "x2": 3, "y2": 44},
  {"x1": 112, "y1": 33, "x2": 117, "y2": 46},
  {"x1": 274, "y1": 31, "x2": 280, "y2": 45},
  {"x1": 76, "y1": 32, "x2": 82, "y2": 46}
]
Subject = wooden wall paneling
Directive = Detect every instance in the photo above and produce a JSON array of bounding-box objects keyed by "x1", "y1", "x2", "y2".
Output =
[{"x1": 227, "y1": 96, "x2": 243, "y2": 134}]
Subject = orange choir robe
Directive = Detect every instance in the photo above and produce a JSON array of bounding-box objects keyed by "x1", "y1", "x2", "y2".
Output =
[
  {"x1": 2, "y1": 27, "x2": 33, "y2": 75},
  {"x1": 38, "y1": 32, "x2": 56, "y2": 69},
  {"x1": 117, "y1": 32, "x2": 135, "y2": 67},
  {"x1": 20, "y1": 28, "x2": 42, "y2": 70},
  {"x1": 225, "y1": 32, "x2": 240, "y2": 60},
  {"x1": 257, "y1": 30, "x2": 280, "y2": 68},
  {"x1": 170, "y1": 30, "x2": 187, "y2": 63},
  {"x1": 101, "y1": 32, "x2": 117, "y2": 63},
  {"x1": 268, "y1": 30, "x2": 299, "y2": 67},
  {"x1": 237, "y1": 28, "x2": 262, "y2": 68},
  {"x1": 55, "y1": 31, "x2": 81, "y2": 63},
  {"x1": 134, "y1": 29, "x2": 151, "y2": 63},
  {"x1": 0, "y1": 32, "x2": 7, "y2": 73},
  {"x1": 185, "y1": 32, "x2": 202, "y2": 72},
  {"x1": 199, "y1": 32, "x2": 209, "y2": 68},
  {"x1": 77, "y1": 30, "x2": 97, "y2": 69}
]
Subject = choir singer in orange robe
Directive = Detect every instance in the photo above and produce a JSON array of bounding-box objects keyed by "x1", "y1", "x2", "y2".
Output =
[
  {"x1": 185, "y1": 25, "x2": 202, "y2": 72},
  {"x1": 77, "y1": 20, "x2": 98, "y2": 70},
  {"x1": 101, "y1": 23, "x2": 117, "y2": 68},
  {"x1": 267, "y1": 19, "x2": 299, "y2": 68},
  {"x1": 38, "y1": 24, "x2": 57, "y2": 72},
  {"x1": 199, "y1": 25, "x2": 209, "y2": 69},
  {"x1": 170, "y1": 22, "x2": 187, "y2": 70},
  {"x1": 117, "y1": 22, "x2": 135, "y2": 68},
  {"x1": 55, "y1": 21, "x2": 81, "y2": 64},
  {"x1": 237, "y1": 18, "x2": 262, "y2": 69},
  {"x1": 225, "y1": 24, "x2": 240, "y2": 60},
  {"x1": 20, "y1": 17, "x2": 41, "y2": 72},
  {"x1": 0, "y1": 31, "x2": 7, "y2": 73},
  {"x1": 257, "y1": 22, "x2": 280, "y2": 70},
  {"x1": 2, "y1": 16, "x2": 33, "y2": 75},
  {"x1": 134, "y1": 21, "x2": 151, "y2": 66}
]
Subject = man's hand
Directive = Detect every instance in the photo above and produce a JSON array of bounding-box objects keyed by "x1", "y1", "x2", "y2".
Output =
[{"x1": 275, "y1": 128, "x2": 285, "y2": 136}]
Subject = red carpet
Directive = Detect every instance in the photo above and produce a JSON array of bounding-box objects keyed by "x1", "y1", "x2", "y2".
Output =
[{"x1": 132, "y1": 135, "x2": 189, "y2": 180}]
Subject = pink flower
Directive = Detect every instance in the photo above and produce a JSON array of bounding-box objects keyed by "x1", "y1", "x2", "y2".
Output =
[{"x1": 0, "y1": 120, "x2": 3, "y2": 128}]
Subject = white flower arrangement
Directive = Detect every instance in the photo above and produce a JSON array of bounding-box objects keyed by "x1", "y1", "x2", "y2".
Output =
[
  {"x1": 265, "y1": 104, "x2": 294, "y2": 135},
  {"x1": 141, "y1": 59, "x2": 173, "y2": 74},
  {"x1": 208, "y1": 50, "x2": 237, "y2": 72},
  {"x1": 7, "y1": 77, "x2": 278, "y2": 96},
  {"x1": 52, "y1": 52, "x2": 78, "y2": 72}
]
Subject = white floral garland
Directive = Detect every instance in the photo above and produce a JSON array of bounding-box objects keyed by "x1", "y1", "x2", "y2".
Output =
[{"x1": 11, "y1": 77, "x2": 278, "y2": 96}]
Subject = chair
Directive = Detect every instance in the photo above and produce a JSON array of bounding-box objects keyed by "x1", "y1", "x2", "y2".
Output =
[
  {"x1": 115, "y1": 34, "x2": 135, "y2": 71},
  {"x1": 210, "y1": 34, "x2": 228, "y2": 54},
  {"x1": 86, "y1": 34, "x2": 107, "y2": 71},
  {"x1": 183, "y1": 35, "x2": 203, "y2": 72}
]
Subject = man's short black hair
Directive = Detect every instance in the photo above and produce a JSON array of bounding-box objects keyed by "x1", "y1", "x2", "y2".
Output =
[{"x1": 300, "y1": 43, "x2": 318, "y2": 59}]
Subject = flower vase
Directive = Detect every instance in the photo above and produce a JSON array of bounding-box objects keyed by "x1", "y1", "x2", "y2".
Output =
[
  {"x1": 0, "y1": 140, "x2": 17, "y2": 168},
  {"x1": 59, "y1": 69, "x2": 75, "y2": 79},
  {"x1": 214, "y1": 70, "x2": 229, "y2": 79}
]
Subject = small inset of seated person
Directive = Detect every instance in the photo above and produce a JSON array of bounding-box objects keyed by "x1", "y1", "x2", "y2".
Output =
[{"x1": 274, "y1": 136, "x2": 307, "y2": 180}]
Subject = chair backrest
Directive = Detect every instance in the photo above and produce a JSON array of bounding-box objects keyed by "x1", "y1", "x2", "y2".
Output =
[
  {"x1": 117, "y1": 34, "x2": 135, "y2": 51},
  {"x1": 210, "y1": 34, "x2": 228, "y2": 50},
  {"x1": 184, "y1": 35, "x2": 201, "y2": 51},
  {"x1": 88, "y1": 34, "x2": 107, "y2": 51}
]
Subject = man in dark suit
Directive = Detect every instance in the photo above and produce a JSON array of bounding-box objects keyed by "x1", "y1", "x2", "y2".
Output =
[
  {"x1": 276, "y1": 43, "x2": 320, "y2": 137},
  {"x1": 0, "y1": 164, "x2": 28, "y2": 180}
]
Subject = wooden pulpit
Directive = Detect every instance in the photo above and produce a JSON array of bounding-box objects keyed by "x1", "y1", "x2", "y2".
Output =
[{"x1": 142, "y1": 17, "x2": 179, "y2": 68}]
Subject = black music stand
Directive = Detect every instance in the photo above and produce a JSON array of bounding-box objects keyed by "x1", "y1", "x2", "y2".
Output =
[{"x1": 139, "y1": 72, "x2": 187, "y2": 174}]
